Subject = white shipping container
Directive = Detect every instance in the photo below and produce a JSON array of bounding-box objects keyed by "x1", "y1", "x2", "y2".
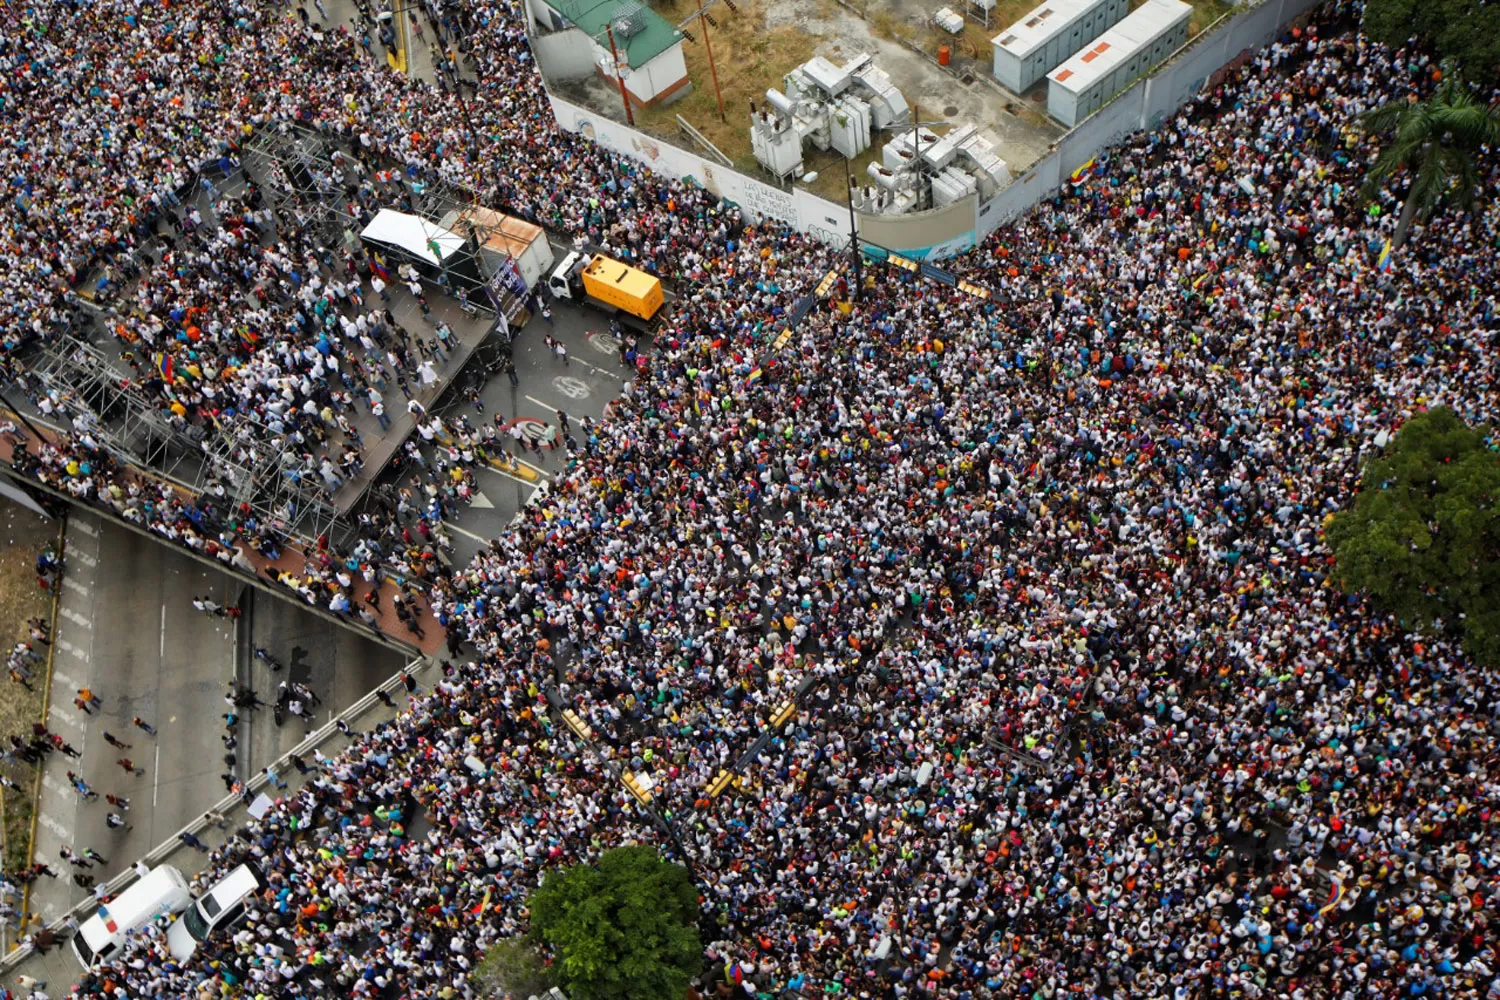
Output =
[
  {"x1": 1046, "y1": 0, "x2": 1191, "y2": 125},
  {"x1": 991, "y1": 0, "x2": 1128, "y2": 93},
  {"x1": 439, "y1": 206, "x2": 556, "y2": 291}
]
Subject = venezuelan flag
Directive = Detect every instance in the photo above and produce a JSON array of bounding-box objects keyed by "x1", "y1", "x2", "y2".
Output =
[
  {"x1": 1377, "y1": 239, "x2": 1393, "y2": 272},
  {"x1": 1070, "y1": 157, "x2": 1096, "y2": 184},
  {"x1": 155, "y1": 352, "x2": 175, "y2": 383},
  {"x1": 1317, "y1": 876, "x2": 1345, "y2": 919}
]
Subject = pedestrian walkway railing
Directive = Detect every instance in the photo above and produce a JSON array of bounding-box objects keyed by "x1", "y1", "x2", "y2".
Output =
[{"x1": 0, "y1": 654, "x2": 436, "y2": 974}]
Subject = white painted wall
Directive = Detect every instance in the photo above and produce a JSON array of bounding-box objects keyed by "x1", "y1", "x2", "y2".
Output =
[
  {"x1": 532, "y1": 28, "x2": 599, "y2": 81},
  {"x1": 625, "y1": 45, "x2": 687, "y2": 103}
]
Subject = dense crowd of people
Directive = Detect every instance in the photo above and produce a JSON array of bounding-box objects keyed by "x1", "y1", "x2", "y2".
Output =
[{"x1": 2, "y1": 0, "x2": 1499, "y2": 996}]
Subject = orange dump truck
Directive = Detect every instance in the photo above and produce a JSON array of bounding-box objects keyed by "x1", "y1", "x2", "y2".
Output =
[{"x1": 546, "y1": 251, "x2": 665, "y2": 331}]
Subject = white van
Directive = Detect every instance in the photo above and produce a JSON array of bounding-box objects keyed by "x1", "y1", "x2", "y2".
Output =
[
  {"x1": 165, "y1": 863, "x2": 266, "y2": 961},
  {"x1": 72, "y1": 864, "x2": 192, "y2": 969}
]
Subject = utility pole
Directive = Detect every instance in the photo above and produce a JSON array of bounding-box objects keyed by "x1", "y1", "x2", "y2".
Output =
[
  {"x1": 841, "y1": 156, "x2": 863, "y2": 302},
  {"x1": 696, "y1": 0, "x2": 727, "y2": 123},
  {"x1": 605, "y1": 24, "x2": 636, "y2": 126}
]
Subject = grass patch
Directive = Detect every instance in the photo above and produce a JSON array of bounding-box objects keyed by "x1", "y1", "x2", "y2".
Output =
[
  {"x1": 1187, "y1": 0, "x2": 1235, "y2": 35},
  {"x1": 636, "y1": 0, "x2": 819, "y2": 165},
  {"x1": 0, "y1": 500, "x2": 57, "y2": 876},
  {"x1": 800, "y1": 145, "x2": 884, "y2": 203}
]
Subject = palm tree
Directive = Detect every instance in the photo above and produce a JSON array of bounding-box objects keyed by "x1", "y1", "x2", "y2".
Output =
[{"x1": 1359, "y1": 62, "x2": 1500, "y2": 249}]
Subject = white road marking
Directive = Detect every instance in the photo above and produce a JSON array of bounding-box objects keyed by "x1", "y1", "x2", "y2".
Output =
[
  {"x1": 38, "y1": 813, "x2": 71, "y2": 840},
  {"x1": 160, "y1": 604, "x2": 166, "y2": 660},
  {"x1": 41, "y1": 773, "x2": 68, "y2": 796},
  {"x1": 571, "y1": 356, "x2": 626, "y2": 380},
  {"x1": 72, "y1": 518, "x2": 98, "y2": 536},
  {"x1": 470, "y1": 491, "x2": 494, "y2": 510},
  {"x1": 48, "y1": 705, "x2": 82, "y2": 729},
  {"x1": 552, "y1": 375, "x2": 591, "y2": 399},
  {"x1": 586, "y1": 330, "x2": 621, "y2": 355},
  {"x1": 51, "y1": 670, "x2": 80, "y2": 689},
  {"x1": 153, "y1": 744, "x2": 161, "y2": 807},
  {"x1": 62, "y1": 577, "x2": 89, "y2": 595},
  {"x1": 523, "y1": 395, "x2": 560, "y2": 412},
  {"x1": 57, "y1": 640, "x2": 89, "y2": 662},
  {"x1": 61, "y1": 607, "x2": 91, "y2": 628},
  {"x1": 443, "y1": 522, "x2": 492, "y2": 545},
  {"x1": 69, "y1": 549, "x2": 98, "y2": 568}
]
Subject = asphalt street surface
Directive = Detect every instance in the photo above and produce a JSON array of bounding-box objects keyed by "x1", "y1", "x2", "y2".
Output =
[
  {"x1": 236, "y1": 587, "x2": 407, "y2": 783},
  {"x1": 27, "y1": 513, "x2": 402, "y2": 927},
  {"x1": 377, "y1": 289, "x2": 638, "y2": 567}
]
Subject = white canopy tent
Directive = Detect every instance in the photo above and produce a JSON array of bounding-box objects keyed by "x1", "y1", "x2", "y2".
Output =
[{"x1": 359, "y1": 209, "x2": 465, "y2": 266}]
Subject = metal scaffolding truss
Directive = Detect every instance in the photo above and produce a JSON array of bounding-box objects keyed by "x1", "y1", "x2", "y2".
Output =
[
  {"x1": 196, "y1": 406, "x2": 343, "y2": 539},
  {"x1": 28, "y1": 337, "x2": 206, "y2": 486},
  {"x1": 27, "y1": 336, "x2": 340, "y2": 538},
  {"x1": 242, "y1": 124, "x2": 358, "y2": 250}
]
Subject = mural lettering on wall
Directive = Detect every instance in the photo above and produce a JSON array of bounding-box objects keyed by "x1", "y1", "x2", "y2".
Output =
[{"x1": 737, "y1": 181, "x2": 797, "y2": 226}]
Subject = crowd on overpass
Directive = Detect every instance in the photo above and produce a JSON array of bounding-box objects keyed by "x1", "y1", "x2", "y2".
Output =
[{"x1": 2, "y1": 0, "x2": 1500, "y2": 997}]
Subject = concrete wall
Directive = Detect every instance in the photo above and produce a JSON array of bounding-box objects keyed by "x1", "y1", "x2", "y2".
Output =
[
  {"x1": 976, "y1": 0, "x2": 1323, "y2": 236},
  {"x1": 548, "y1": 93, "x2": 848, "y2": 242},
  {"x1": 543, "y1": 0, "x2": 1318, "y2": 257},
  {"x1": 857, "y1": 197, "x2": 976, "y2": 261},
  {"x1": 628, "y1": 46, "x2": 688, "y2": 104}
]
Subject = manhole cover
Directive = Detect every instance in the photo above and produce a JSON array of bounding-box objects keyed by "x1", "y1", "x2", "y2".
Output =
[
  {"x1": 944, "y1": 105, "x2": 959, "y2": 116},
  {"x1": 960, "y1": 73, "x2": 975, "y2": 85}
]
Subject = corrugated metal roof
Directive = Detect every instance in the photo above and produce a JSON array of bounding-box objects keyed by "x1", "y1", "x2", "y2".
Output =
[{"x1": 547, "y1": 0, "x2": 683, "y2": 67}]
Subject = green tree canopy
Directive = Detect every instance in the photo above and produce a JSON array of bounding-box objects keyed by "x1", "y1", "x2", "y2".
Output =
[
  {"x1": 1363, "y1": 0, "x2": 1500, "y2": 80},
  {"x1": 528, "y1": 846, "x2": 701, "y2": 1000},
  {"x1": 1359, "y1": 63, "x2": 1500, "y2": 248},
  {"x1": 1326, "y1": 407, "x2": 1500, "y2": 663}
]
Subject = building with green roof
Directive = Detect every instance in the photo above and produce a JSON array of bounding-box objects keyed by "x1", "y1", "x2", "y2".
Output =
[{"x1": 527, "y1": 0, "x2": 693, "y2": 107}]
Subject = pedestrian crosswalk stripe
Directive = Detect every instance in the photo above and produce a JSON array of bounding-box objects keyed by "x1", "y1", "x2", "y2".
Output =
[
  {"x1": 61, "y1": 607, "x2": 92, "y2": 628},
  {"x1": 72, "y1": 518, "x2": 98, "y2": 536},
  {"x1": 49, "y1": 706, "x2": 83, "y2": 730},
  {"x1": 38, "y1": 812, "x2": 70, "y2": 841},
  {"x1": 62, "y1": 576, "x2": 89, "y2": 595}
]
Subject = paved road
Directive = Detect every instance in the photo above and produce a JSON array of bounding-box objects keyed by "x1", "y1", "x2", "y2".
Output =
[
  {"x1": 5, "y1": 655, "x2": 442, "y2": 989},
  {"x1": 235, "y1": 587, "x2": 407, "y2": 785},
  {"x1": 25, "y1": 514, "x2": 402, "y2": 927},
  {"x1": 413, "y1": 291, "x2": 639, "y2": 565}
]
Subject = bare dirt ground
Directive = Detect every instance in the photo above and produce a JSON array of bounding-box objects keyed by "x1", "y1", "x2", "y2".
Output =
[{"x1": 0, "y1": 499, "x2": 58, "y2": 878}]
